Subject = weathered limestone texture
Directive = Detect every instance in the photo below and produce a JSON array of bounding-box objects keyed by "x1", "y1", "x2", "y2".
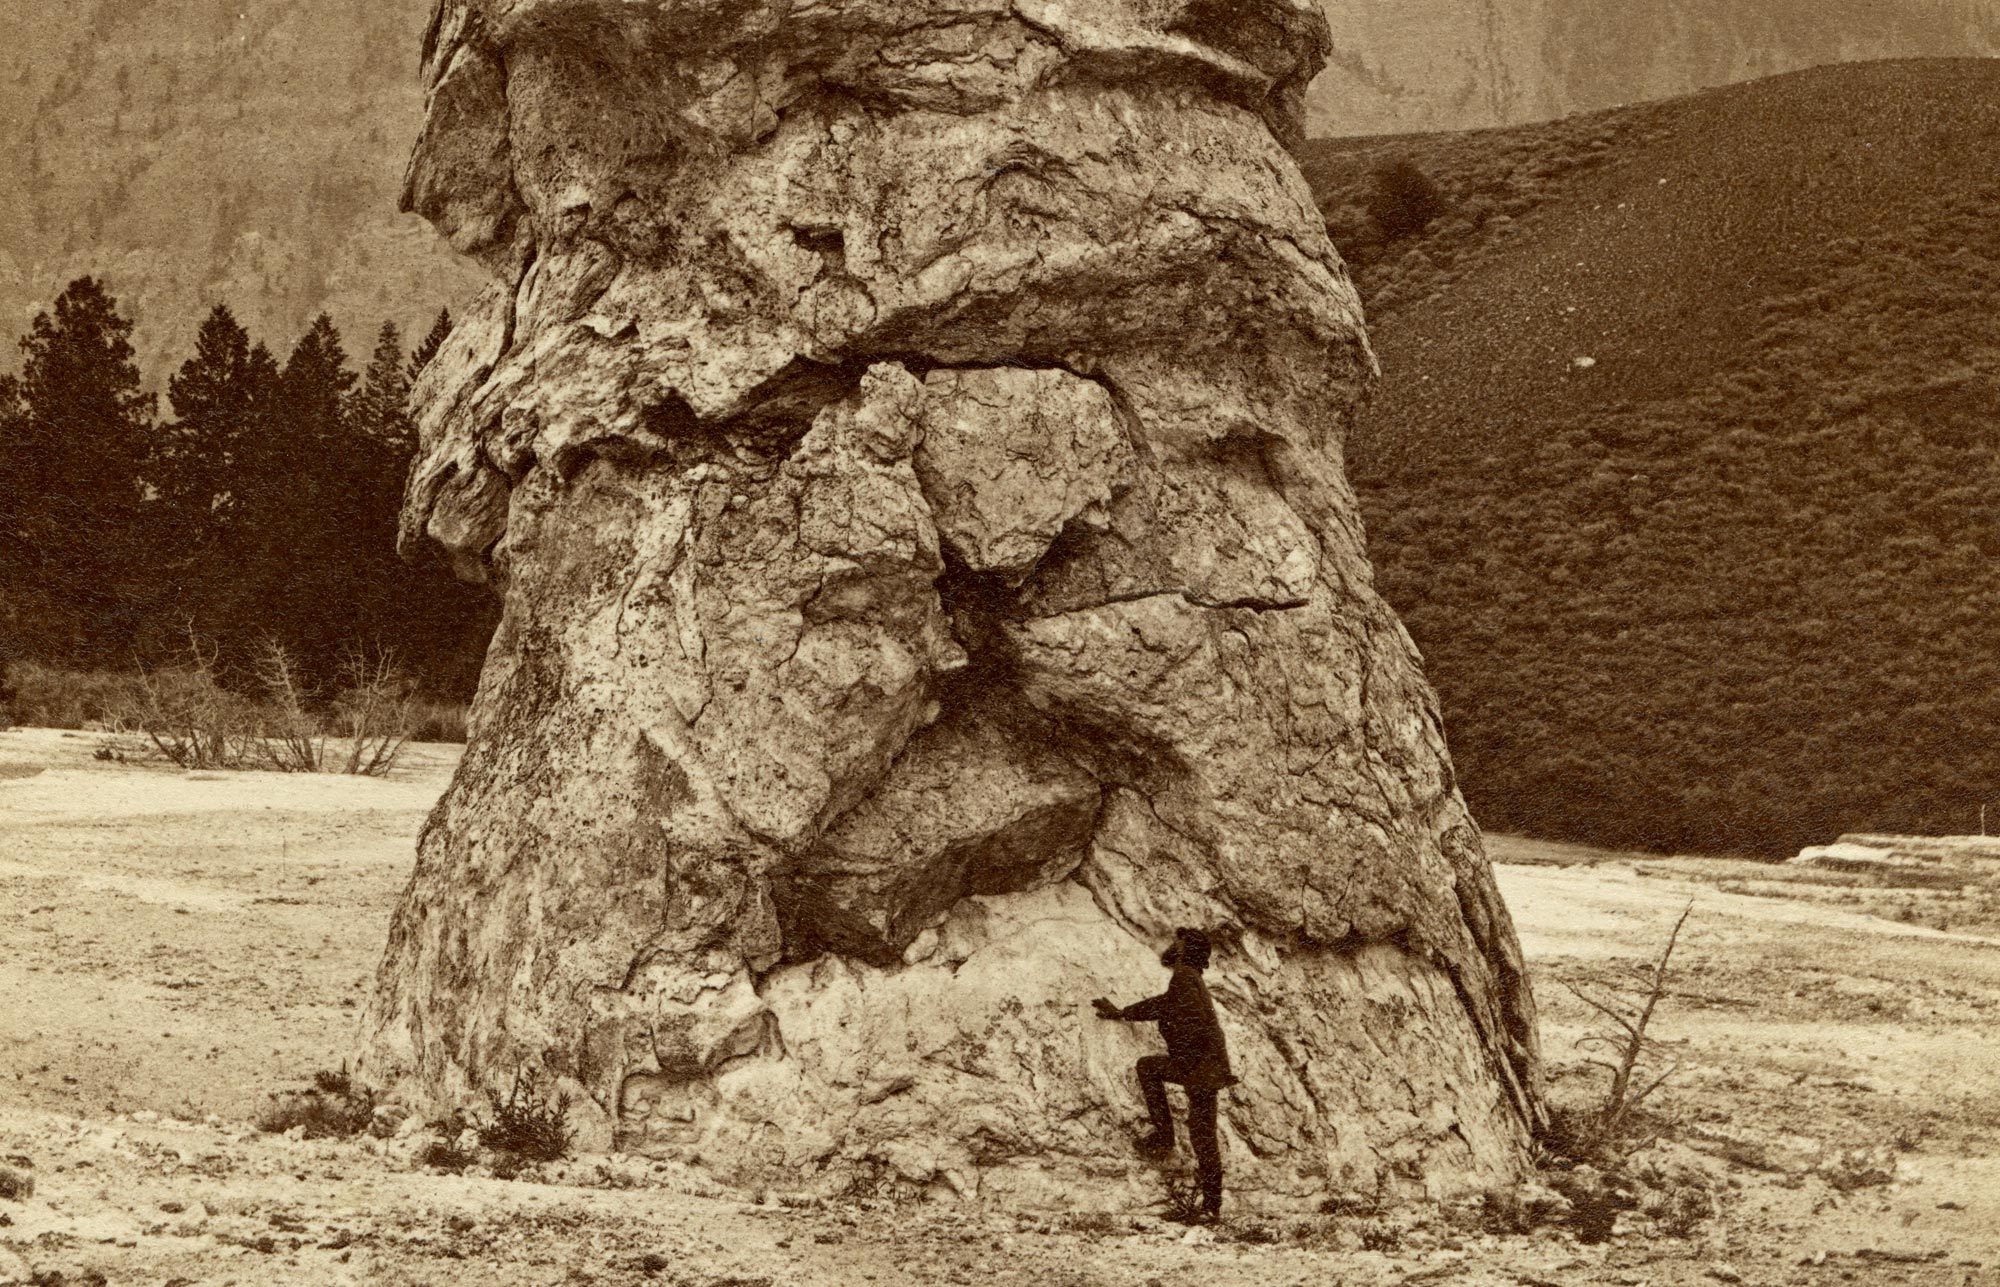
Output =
[{"x1": 366, "y1": 0, "x2": 1546, "y2": 1208}]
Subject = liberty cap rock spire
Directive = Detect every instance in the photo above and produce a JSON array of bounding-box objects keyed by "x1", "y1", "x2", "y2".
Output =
[{"x1": 366, "y1": 0, "x2": 1545, "y2": 1207}]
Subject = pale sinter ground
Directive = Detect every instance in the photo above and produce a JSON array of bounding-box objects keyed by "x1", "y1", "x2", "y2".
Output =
[{"x1": 2, "y1": 726, "x2": 1997, "y2": 1287}]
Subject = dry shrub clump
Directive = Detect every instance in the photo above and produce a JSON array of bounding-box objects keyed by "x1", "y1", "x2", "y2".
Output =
[
  {"x1": 419, "y1": 1138, "x2": 477, "y2": 1172},
  {"x1": 412, "y1": 1109, "x2": 478, "y2": 1173},
  {"x1": 1154, "y1": 1166, "x2": 1205, "y2": 1225},
  {"x1": 253, "y1": 639, "x2": 327, "y2": 772},
  {"x1": 122, "y1": 633, "x2": 260, "y2": 770},
  {"x1": 417, "y1": 1112, "x2": 478, "y2": 1173},
  {"x1": 406, "y1": 696, "x2": 470, "y2": 744},
  {"x1": 8, "y1": 662, "x2": 148, "y2": 732},
  {"x1": 253, "y1": 643, "x2": 416, "y2": 775},
  {"x1": 257, "y1": 1065, "x2": 376, "y2": 1140},
  {"x1": 104, "y1": 635, "x2": 419, "y2": 776},
  {"x1": 1055, "y1": 1211, "x2": 1119, "y2": 1236},
  {"x1": 329, "y1": 651, "x2": 417, "y2": 773}
]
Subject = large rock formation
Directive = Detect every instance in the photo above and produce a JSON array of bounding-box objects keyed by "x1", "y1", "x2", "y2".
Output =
[{"x1": 365, "y1": 0, "x2": 1544, "y2": 1209}]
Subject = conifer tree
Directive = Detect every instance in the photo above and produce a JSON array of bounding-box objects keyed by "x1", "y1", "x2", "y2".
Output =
[
  {"x1": 0, "y1": 373, "x2": 25, "y2": 534},
  {"x1": 152, "y1": 304, "x2": 283, "y2": 649},
  {"x1": 342, "y1": 322, "x2": 419, "y2": 651},
  {"x1": 275, "y1": 313, "x2": 362, "y2": 553},
  {"x1": 355, "y1": 321, "x2": 413, "y2": 456},
  {"x1": 226, "y1": 313, "x2": 361, "y2": 675},
  {"x1": 280, "y1": 313, "x2": 358, "y2": 457},
  {"x1": 407, "y1": 307, "x2": 452, "y2": 383},
  {"x1": 156, "y1": 304, "x2": 268, "y2": 530},
  {"x1": 0, "y1": 374, "x2": 27, "y2": 655},
  {"x1": 0, "y1": 278, "x2": 156, "y2": 660}
]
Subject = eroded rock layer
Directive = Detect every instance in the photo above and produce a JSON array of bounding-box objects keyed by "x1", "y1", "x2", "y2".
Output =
[{"x1": 366, "y1": 0, "x2": 1545, "y2": 1208}]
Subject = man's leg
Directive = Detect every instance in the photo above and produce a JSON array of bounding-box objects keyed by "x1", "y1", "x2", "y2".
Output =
[
  {"x1": 1187, "y1": 1088, "x2": 1222, "y2": 1219},
  {"x1": 1135, "y1": 1055, "x2": 1175, "y2": 1153}
]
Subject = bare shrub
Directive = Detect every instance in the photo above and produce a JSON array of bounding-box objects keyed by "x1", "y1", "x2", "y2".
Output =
[
  {"x1": 0, "y1": 650, "x2": 15, "y2": 729},
  {"x1": 256, "y1": 642, "x2": 416, "y2": 776},
  {"x1": 252, "y1": 639, "x2": 326, "y2": 773},
  {"x1": 120, "y1": 632, "x2": 257, "y2": 770},
  {"x1": 43, "y1": 638, "x2": 427, "y2": 776},
  {"x1": 477, "y1": 1071, "x2": 575, "y2": 1163},
  {"x1": 1556, "y1": 901, "x2": 1694, "y2": 1157},
  {"x1": 331, "y1": 650, "x2": 415, "y2": 776}
]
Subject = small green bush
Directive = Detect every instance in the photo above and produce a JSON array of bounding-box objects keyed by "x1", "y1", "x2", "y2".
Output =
[
  {"x1": 418, "y1": 1138, "x2": 475, "y2": 1172},
  {"x1": 1365, "y1": 156, "x2": 1452, "y2": 240},
  {"x1": 477, "y1": 1071, "x2": 575, "y2": 1163}
]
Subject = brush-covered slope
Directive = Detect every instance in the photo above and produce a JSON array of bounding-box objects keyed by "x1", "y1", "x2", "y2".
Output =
[
  {"x1": 1302, "y1": 59, "x2": 2000, "y2": 856},
  {"x1": 0, "y1": 0, "x2": 481, "y2": 380},
  {"x1": 1304, "y1": 0, "x2": 2000, "y2": 136}
]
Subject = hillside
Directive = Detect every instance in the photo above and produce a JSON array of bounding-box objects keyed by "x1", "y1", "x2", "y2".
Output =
[
  {"x1": 0, "y1": 0, "x2": 481, "y2": 382},
  {"x1": 3, "y1": 2, "x2": 1996, "y2": 385},
  {"x1": 1305, "y1": 0, "x2": 2000, "y2": 135},
  {"x1": 1302, "y1": 59, "x2": 2000, "y2": 855}
]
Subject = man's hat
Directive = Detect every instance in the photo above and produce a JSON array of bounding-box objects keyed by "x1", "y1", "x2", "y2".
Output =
[{"x1": 1175, "y1": 926, "x2": 1212, "y2": 968}]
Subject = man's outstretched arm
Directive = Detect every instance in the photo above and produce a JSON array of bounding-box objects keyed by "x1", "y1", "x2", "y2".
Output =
[{"x1": 1093, "y1": 994, "x2": 1166, "y2": 1020}]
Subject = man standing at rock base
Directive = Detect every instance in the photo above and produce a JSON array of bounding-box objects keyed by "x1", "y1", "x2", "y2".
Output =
[{"x1": 1094, "y1": 928, "x2": 1238, "y2": 1220}]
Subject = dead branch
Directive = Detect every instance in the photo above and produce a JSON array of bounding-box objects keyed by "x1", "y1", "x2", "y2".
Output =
[{"x1": 1565, "y1": 899, "x2": 1696, "y2": 1150}]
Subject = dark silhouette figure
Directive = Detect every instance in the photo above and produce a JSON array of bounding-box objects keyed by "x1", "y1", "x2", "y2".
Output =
[{"x1": 1093, "y1": 927, "x2": 1237, "y2": 1220}]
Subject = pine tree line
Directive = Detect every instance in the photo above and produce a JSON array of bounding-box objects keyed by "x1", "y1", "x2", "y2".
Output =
[{"x1": 0, "y1": 278, "x2": 493, "y2": 696}]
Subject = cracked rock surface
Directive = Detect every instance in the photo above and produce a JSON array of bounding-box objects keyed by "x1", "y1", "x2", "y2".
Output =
[{"x1": 366, "y1": 0, "x2": 1546, "y2": 1209}]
